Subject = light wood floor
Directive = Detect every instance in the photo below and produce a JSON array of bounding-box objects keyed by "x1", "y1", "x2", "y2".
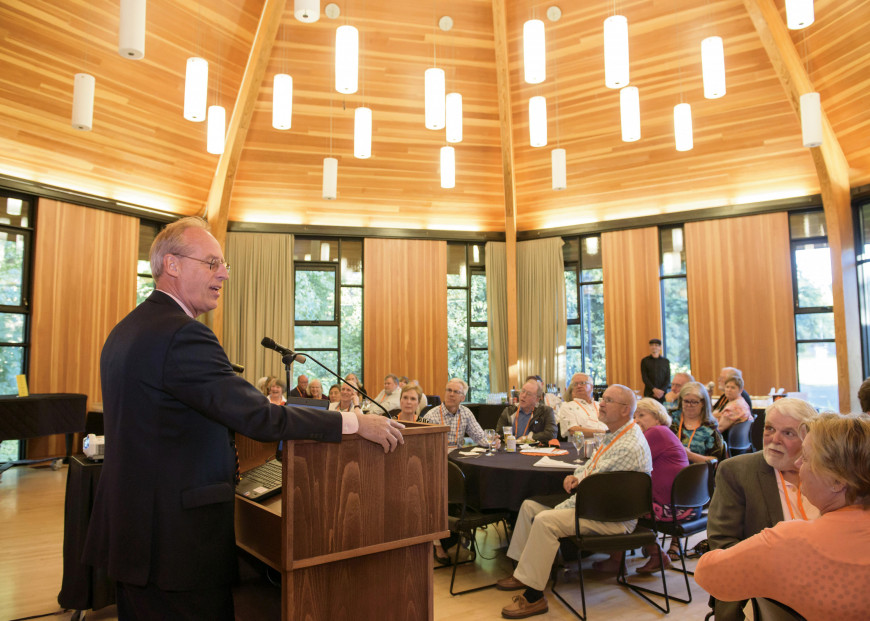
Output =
[{"x1": 1, "y1": 464, "x2": 714, "y2": 620}]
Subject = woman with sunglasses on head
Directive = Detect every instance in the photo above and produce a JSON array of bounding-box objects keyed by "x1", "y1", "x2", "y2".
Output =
[{"x1": 670, "y1": 381, "x2": 725, "y2": 464}]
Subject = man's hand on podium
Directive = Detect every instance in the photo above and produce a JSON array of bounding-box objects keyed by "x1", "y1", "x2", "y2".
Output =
[{"x1": 356, "y1": 413, "x2": 405, "y2": 453}]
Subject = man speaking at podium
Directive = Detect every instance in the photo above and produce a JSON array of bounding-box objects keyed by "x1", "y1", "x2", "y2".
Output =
[{"x1": 83, "y1": 217, "x2": 404, "y2": 620}]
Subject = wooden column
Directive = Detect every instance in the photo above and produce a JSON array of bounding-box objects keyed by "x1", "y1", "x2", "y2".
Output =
[
  {"x1": 203, "y1": 0, "x2": 288, "y2": 343},
  {"x1": 491, "y1": 0, "x2": 519, "y2": 389},
  {"x1": 743, "y1": 0, "x2": 859, "y2": 411}
]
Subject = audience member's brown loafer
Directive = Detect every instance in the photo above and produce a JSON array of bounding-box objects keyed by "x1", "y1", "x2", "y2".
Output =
[
  {"x1": 496, "y1": 575, "x2": 526, "y2": 591},
  {"x1": 501, "y1": 594, "x2": 548, "y2": 618}
]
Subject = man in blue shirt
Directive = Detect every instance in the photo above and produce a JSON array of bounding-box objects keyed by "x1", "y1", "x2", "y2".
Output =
[{"x1": 496, "y1": 379, "x2": 557, "y2": 443}]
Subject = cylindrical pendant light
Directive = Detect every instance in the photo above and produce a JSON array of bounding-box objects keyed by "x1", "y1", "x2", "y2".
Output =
[
  {"x1": 671, "y1": 228, "x2": 684, "y2": 253},
  {"x1": 523, "y1": 19, "x2": 546, "y2": 84},
  {"x1": 674, "y1": 103, "x2": 693, "y2": 152},
  {"x1": 425, "y1": 68, "x2": 446, "y2": 130},
  {"x1": 207, "y1": 105, "x2": 226, "y2": 154},
  {"x1": 529, "y1": 96, "x2": 547, "y2": 147},
  {"x1": 551, "y1": 148, "x2": 566, "y2": 191},
  {"x1": 619, "y1": 85, "x2": 640, "y2": 142},
  {"x1": 585, "y1": 237, "x2": 599, "y2": 256},
  {"x1": 71, "y1": 73, "x2": 95, "y2": 131},
  {"x1": 118, "y1": 0, "x2": 146, "y2": 59},
  {"x1": 295, "y1": 0, "x2": 320, "y2": 23},
  {"x1": 335, "y1": 25, "x2": 358, "y2": 94},
  {"x1": 785, "y1": 0, "x2": 814, "y2": 30},
  {"x1": 801, "y1": 92, "x2": 822, "y2": 147},
  {"x1": 603, "y1": 15, "x2": 629, "y2": 89},
  {"x1": 701, "y1": 36, "x2": 726, "y2": 99},
  {"x1": 322, "y1": 157, "x2": 338, "y2": 200},
  {"x1": 183, "y1": 57, "x2": 208, "y2": 122},
  {"x1": 446, "y1": 92, "x2": 463, "y2": 143},
  {"x1": 440, "y1": 146, "x2": 455, "y2": 189},
  {"x1": 272, "y1": 73, "x2": 293, "y2": 130},
  {"x1": 354, "y1": 107, "x2": 372, "y2": 159}
]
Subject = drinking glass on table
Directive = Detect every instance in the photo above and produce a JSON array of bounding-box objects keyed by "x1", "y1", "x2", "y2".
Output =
[
  {"x1": 593, "y1": 432, "x2": 605, "y2": 450},
  {"x1": 570, "y1": 432, "x2": 585, "y2": 463},
  {"x1": 484, "y1": 429, "x2": 497, "y2": 456}
]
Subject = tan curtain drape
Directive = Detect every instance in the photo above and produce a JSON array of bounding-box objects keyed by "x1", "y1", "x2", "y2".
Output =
[
  {"x1": 485, "y1": 241, "x2": 508, "y2": 392},
  {"x1": 222, "y1": 232, "x2": 294, "y2": 389},
  {"x1": 517, "y1": 237, "x2": 567, "y2": 388}
]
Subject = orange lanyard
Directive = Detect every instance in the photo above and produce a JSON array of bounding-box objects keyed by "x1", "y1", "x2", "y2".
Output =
[
  {"x1": 778, "y1": 470, "x2": 809, "y2": 520},
  {"x1": 439, "y1": 405, "x2": 462, "y2": 446},
  {"x1": 677, "y1": 417, "x2": 699, "y2": 450},
  {"x1": 514, "y1": 409, "x2": 534, "y2": 437},
  {"x1": 588, "y1": 422, "x2": 635, "y2": 471}
]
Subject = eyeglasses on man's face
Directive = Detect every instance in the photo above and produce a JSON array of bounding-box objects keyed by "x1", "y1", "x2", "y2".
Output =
[
  {"x1": 445, "y1": 387, "x2": 465, "y2": 396},
  {"x1": 176, "y1": 254, "x2": 230, "y2": 272},
  {"x1": 600, "y1": 396, "x2": 628, "y2": 406}
]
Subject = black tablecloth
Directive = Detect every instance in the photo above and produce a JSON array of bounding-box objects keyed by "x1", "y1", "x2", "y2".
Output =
[
  {"x1": 448, "y1": 445, "x2": 579, "y2": 512},
  {"x1": 0, "y1": 393, "x2": 87, "y2": 441},
  {"x1": 58, "y1": 455, "x2": 115, "y2": 611}
]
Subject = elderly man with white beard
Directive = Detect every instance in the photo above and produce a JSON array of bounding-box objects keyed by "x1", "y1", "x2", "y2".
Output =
[{"x1": 705, "y1": 397, "x2": 820, "y2": 620}]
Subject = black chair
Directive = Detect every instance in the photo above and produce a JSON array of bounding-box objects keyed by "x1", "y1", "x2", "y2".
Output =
[
  {"x1": 724, "y1": 418, "x2": 753, "y2": 457},
  {"x1": 640, "y1": 461, "x2": 713, "y2": 604},
  {"x1": 751, "y1": 409, "x2": 767, "y2": 452},
  {"x1": 444, "y1": 461, "x2": 512, "y2": 595},
  {"x1": 751, "y1": 597, "x2": 807, "y2": 620},
  {"x1": 551, "y1": 471, "x2": 669, "y2": 620}
]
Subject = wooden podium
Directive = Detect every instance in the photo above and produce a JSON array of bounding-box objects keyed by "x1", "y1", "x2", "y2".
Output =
[{"x1": 235, "y1": 422, "x2": 449, "y2": 620}]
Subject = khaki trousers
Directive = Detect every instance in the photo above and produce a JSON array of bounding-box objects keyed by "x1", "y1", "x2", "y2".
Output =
[{"x1": 507, "y1": 499, "x2": 635, "y2": 591}]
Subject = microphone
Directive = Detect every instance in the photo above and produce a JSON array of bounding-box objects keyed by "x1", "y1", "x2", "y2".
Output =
[
  {"x1": 230, "y1": 362, "x2": 245, "y2": 374},
  {"x1": 261, "y1": 337, "x2": 307, "y2": 364}
]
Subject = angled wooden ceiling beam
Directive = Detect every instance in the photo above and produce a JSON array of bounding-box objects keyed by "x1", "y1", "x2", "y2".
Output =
[
  {"x1": 491, "y1": 0, "x2": 519, "y2": 391},
  {"x1": 743, "y1": 0, "x2": 860, "y2": 411},
  {"x1": 203, "y1": 0, "x2": 287, "y2": 340}
]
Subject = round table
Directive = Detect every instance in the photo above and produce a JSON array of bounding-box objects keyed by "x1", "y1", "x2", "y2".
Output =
[{"x1": 448, "y1": 444, "x2": 583, "y2": 512}]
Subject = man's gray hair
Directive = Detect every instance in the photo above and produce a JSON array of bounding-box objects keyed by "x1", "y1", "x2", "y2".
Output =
[
  {"x1": 766, "y1": 397, "x2": 818, "y2": 426},
  {"x1": 150, "y1": 217, "x2": 210, "y2": 279},
  {"x1": 447, "y1": 378, "x2": 469, "y2": 396}
]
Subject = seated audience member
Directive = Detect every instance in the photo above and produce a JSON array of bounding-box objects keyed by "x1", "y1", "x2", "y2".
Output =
[
  {"x1": 396, "y1": 384, "x2": 422, "y2": 422},
  {"x1": 373, "y1": 374, "x2": 402, "y2": 413},
  {"x1": 670, "y1": 382, "x2": 726, "y2": 463},
  {"x1": 695, "y1": 412, "x2": 870, "y2": 620},
  {"x1": 328, "y1": 383, "x2": 362, "y2": 414},
  {"x1": 255, "y1": 376, "x2": 270, "y2": 396},
  {"x1": 327, "y1": 384, "x2": 341, "y2": 404},
  {"x1": 495, "y1": 385, "x2": 652, "y2": 618},
  {"x1": 858, "y1": 377, "x2": 870, "y2": 412},
  {"x1": 266, "y1": 377, "x2": 286, "y2": 405},
  {"x1": 712, "y1": 374, "x2": 752, "y2": 432},
  {"x1": 289, "y1": 374, "x2": 310, "y2": 398},
  {"x1": 421, "y1": 378, "x2": 492, "y2": 449},
  {"x1": 712, "y1": 366, "x2": 751, "y2": 413},
  {"x1": 308, "y1": 379, "x2": 327, "y2": 401},
  {"x1": 344, "y1": 373, "x2": 367, "y2": 408},
  {"x1": 397, "y1": 376, "x2": 409, "y2": 389},
  {"x1": 526, "y1": 375, "x2": 545, "y2": 404},
  {"x1": 557, "y1": 373, "x2": 607, "y2": 438},
  {"x1": 412, "y1": 379, "x2": 429, "y2": 414},
  {"x1": 597, "y1": 398, "x2": 690, "y2": 573},
  {"x1": 705, "y1": 397, "x2": 820, "y2": 620},
  {"x1": 664, "y1": 372, "x2": 694, "y2": 410},
  {"x1": 641, "y1": 338, "x2": 670, "y2": 401},
  {"x1": 496, "y1": 379, "x2": 557, "y2": 443}
]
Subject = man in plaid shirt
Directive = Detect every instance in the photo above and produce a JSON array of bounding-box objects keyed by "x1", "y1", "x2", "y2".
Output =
[
  {"x1": 496, "y1": 384, "x2": 652, "y2": 618},
  {"x1": 421, "y1": 378, "x2": 491, "y2": 448}
]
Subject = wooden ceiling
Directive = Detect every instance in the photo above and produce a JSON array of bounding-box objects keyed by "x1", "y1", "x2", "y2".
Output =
[{"x1": 1, "y1": 0, "x2": 868, "y2": 232}]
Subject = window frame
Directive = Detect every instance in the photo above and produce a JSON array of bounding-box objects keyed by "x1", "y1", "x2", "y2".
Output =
[
  {"x1": 563, "y1": 234, "x2": 605, "y2": 384},
  {"x1": 446, "y1": 242, "x2": 488, "y2": 401},
  {"x1": 658, "y1": 224, "x2": 691, "y2": 374}
]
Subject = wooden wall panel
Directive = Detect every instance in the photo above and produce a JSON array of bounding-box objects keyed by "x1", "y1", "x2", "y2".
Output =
[
  {"x1": 686, "y1": 212, "x2": 797, "y2": 395},
  {"x1": 28, "y1": 199, "x2": 138, "y2": 457},
  {"x1": 602, "y1": 227, "x2": 663, "y2": 391},
  {"x1": 363, "y1": 239, "x2": 448, "y2": 402}
]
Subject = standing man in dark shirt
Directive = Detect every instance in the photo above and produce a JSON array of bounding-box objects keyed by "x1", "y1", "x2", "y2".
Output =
[{"x1": 640, "y1": 338, "x2": 670, "y2": 402}]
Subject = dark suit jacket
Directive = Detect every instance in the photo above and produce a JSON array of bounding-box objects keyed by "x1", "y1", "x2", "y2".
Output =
[
  {"x1": 707, "y1": 451, "x2": 784, "y2": 619},
  {"x1": 496, "y1": 404, "x2": 557, "y2": 443},
  {"x1": 83, "y1": 291, "x2": 342, "y2": 590}
]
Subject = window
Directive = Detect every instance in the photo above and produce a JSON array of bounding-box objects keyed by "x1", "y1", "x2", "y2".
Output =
[
  {"x1": 293, "y1": 238, "x2": 362, "y2": 390},
  {"x1": 563, "y1": 235, "x2": 605, "y2": 384},
  {"x1": 856, "y1": 202, "x2": 870, "y2": 377},
  {"x1": 447, "y1": 242, "x2": 488, "y2": 401},
  {"x1": 137, "y1": 221, "x2": 160, "y2": 304},
  {"x1": 789, "y1": 210, "x2": 836, "y2": 410},
  {"x1": 1, "y1": 193, "x2": 34, "y2": 462},
  {"x1": 659, "y1": 225, "x2": 691, "y2": 374}
]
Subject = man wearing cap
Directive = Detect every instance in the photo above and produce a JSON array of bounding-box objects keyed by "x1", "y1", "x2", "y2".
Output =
[{"x1": 640, "y1": 338, "x2": 670, "y2": 402}]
